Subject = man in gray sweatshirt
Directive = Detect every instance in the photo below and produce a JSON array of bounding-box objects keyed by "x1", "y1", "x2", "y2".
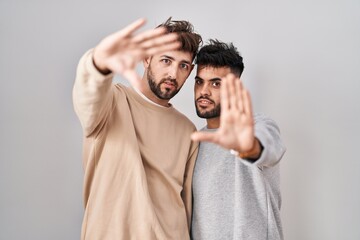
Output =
[{"x1": 191, "y1": 40, "x2": 286, "y2": 240}]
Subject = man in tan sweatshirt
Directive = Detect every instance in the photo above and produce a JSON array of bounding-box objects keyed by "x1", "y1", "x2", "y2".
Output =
[{"x1": 73, "y1": 18, "x2": 202, "y2": 240}]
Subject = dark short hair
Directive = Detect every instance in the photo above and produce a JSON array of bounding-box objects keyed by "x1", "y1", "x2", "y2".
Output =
[
  {"x1": 196, "y1": 39, "x2": 244, "y2": 77},
  {"x1": 157, "y1": 17, "x2": 202, "y2": 61}
]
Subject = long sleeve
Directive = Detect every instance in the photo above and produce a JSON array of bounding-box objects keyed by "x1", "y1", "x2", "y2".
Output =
[
  {"x1": 246, "y1": 113, "x2": 286, "y2": 168},
  {"x1": 73, "y1": 49, "x2": 115, "y2": 137}
]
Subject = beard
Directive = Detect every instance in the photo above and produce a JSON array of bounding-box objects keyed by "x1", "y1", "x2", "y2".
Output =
[
  {"x1": 147, "y1": 67, "x2": 180, "y2": 100},
  {"x1": 195, "y1": 97, "x2": 221, "y2": 119}
]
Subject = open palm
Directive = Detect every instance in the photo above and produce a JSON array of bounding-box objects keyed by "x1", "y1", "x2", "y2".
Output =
[
  {"x1": 191, "y1": 73, "x2": 255, "y2": 153},
  {"x1": 93, "y1": 18, "x2": 180, "y2": 90}
]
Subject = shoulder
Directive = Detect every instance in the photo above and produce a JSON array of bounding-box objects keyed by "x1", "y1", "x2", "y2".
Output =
[
  {"x1": 254, "y1": 113, "x2": 278, "y2": 125},
  {"x1": 113, "y1": 83, "x2": 128, "y2": 93},
  {"x1": 254, "y1": 112, "x2": 272, "y2": 122},
  {"x1": 112, "y1": 83, "x2": 135, "y2": 99},
  {"x1": 171, "y1": 108, "x2": 197, "y2": 131},
  {"x1": 254, "y1": 113, "x2": 281, "y2": 132}
]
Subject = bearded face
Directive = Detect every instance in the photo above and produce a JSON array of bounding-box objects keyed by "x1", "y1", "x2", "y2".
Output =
[
  {"x1": 195, "y1": 95, "x2": 221, "y2": 119},
  {"x1": 194, "y1": 66, "x2": 232, "y2": 119},
  {"x1": 147, "y1": 66, "x2": 180, "y2": 100}
]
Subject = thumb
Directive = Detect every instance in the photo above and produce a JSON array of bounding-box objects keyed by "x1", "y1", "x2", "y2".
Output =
[
  {"x1": 123, "y1": 70, "x2": 142, "y2": 89},
  {"x1": 191, "y1": 131, "x2": 218, "y2": 143}
]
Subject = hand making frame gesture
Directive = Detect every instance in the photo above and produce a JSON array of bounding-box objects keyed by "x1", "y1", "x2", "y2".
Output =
[
  {"x1": 192, "y1": 73, "x2": 260, "y2": 157},
  {"x1": 93, "y1": 18, "x2": 180, "y2": 90}
]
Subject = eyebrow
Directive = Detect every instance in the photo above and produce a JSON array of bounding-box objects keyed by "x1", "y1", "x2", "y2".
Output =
[
  {"x1": 195, "y1": 76, "x2": 222, "y2": 82},
  {"x1": 161, "y1": 55, "x2": 192, "y2": 65}
]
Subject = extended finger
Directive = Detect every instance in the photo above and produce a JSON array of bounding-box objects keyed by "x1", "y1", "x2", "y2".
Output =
[
  {"x1": 234, "y1": 78, "x2": 241, "y2": 111},
  {"x1": 145, "y1": 41, "x2": 181, "y2": 57},
  {"x1": 112, "y1": 18, "x2": 147, "y2": 39},
  {"x1": 140, "y1": 32, "x2": 179, "y2": 50},
  {"x1": 132, "y1": 26, "x2": 168, "y2": 43},
  {"x1": 236, "y1": 80, "x2": 245, "y2": 113},
  {"x1": 221, "y1": 74, "x2": 230, "y2": 112},
  {"x1": 243, "y1": 88, "x2": 254, "y2": 117},
  {"x1": 123, "y1": 70, "x2": 142, "y2": 90},
  {"x1": 227, "y1": 73, "x2": 239, "y2": 111},
  {"x1": 191, "y1": 131, "x2": 218, "y2": 144}
]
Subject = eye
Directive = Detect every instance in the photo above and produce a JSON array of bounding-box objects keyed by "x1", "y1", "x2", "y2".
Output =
[
  {"x1": 195, "y1": 79, "x2": 203, "y2": 85},
  {"x1": 212, "y1": 81, "x2": 221, "y2": 88},
  {"x1": 180, "y1": 63, "x2": 189, "y2": 70},
  {"x1": 161, "y1": 59, "x2": 171, "y2": 64}
]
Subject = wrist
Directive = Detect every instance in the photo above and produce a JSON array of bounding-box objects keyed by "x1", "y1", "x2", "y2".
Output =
[
  {"x1": 230, "y1": 138, "x2": 262, "y2": 160},
  {"x1": 92, "y1": 50, "x2": 112, "y2": 75}
]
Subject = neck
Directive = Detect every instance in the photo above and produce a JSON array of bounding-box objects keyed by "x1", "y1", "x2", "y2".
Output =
[{"x1": 206, "y1": 118, "x2": 220, "y2": 129}]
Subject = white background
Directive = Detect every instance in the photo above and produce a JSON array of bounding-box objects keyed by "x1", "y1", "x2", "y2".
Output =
[{"x1": 1, "y1": 0, "x2": 359, "y2": 239}]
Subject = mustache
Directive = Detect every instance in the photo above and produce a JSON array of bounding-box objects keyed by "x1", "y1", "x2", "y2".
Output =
[
  {"x1": 160, "y1": 78, "x2": 178, "y2": 88},
  {"x1": 196, "y1": 96, "x2": 214, "y2": 104}
]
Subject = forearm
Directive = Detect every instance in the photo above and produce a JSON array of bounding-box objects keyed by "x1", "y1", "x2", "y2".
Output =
[
  {"x1": 93, "y1": 47, "x2": 112, "y2": 75},
  {"x1": 250, "y1": 114, "x2": 286, "y2": 167},
  {"x1": 73, "y1": 49, "x2": 115, "y2": 136},
  {"x1": 236, "y1": 137, "x2": 263, "y2": 161}
]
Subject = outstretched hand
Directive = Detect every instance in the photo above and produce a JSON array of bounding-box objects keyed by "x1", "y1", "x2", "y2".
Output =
[
  {"x1": 93, "y1": 18, "x2": 180, "y2": 90},
  {"x1": 191, "y1": 73, "x2": 256, "y2": 154}
]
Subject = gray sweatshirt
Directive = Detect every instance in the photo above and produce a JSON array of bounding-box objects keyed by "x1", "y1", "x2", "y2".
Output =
[{"x1": 191, "y1": 114, "x2": 286, "y2": 240}]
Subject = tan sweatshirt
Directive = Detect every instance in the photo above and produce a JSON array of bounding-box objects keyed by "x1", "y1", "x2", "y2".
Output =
[{"x1": 73, "y1": 50, "x2": 198, "y2": 240}]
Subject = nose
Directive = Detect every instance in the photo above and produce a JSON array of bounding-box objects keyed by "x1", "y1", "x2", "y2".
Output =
[
  {"x1": 200, "y1": 83, "x2": 210, "y2": 96},
  {"x1": 167, "y1": 66, "x2": 178, "y2": 80}
]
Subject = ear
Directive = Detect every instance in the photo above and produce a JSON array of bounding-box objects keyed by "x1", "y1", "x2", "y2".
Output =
[{"x1": 143, "y1": 57, "x2": 151, "y2": 68}]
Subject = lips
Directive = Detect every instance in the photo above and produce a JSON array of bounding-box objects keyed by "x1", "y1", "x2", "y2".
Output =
[
  {"x1": 164, "y1": 81, "x2": 175, "y2": 86},
  {"x1": 197, "y1": 97, "x2": 214, "y2": 107},
  {"x1": 162, "y1": 80, "x2": 177, "y2": 89}
]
